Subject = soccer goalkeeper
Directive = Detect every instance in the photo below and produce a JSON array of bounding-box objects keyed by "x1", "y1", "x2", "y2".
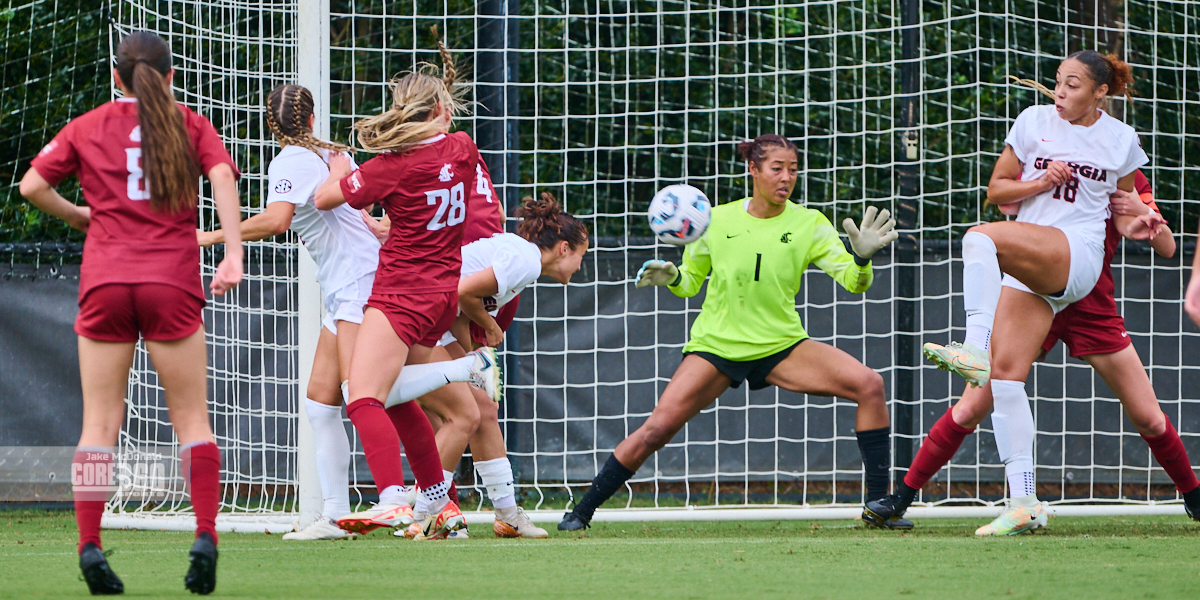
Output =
[{"x1": 559, "y1": 134, "x2": 905, "y2": 531}]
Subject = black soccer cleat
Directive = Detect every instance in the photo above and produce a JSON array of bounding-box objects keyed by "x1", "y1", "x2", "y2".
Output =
[
  {"x1": 862, "y1": 494, "x2": 915, "y2": 530},
  {"x1": 79, "y1": 543, "x2": 124, "y2": 595},
  {"x1": 184, "y1": 532, "x2": 218, "y2": 595},
  {"x1": 557, "y1": 511, "x2": 591, "y2": 531},
  {"x1": 1184, "y1": 488, "x2": 1200, "y2": 523}
]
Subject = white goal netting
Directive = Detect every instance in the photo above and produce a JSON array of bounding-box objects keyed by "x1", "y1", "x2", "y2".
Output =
[{"x1": 104, "y1": 0, "x2": 1200, "y2": 527}]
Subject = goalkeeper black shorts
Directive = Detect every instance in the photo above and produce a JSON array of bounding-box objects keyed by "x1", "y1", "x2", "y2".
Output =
[{"x1": 686, "y1": 339, "x2": 806, "y2": 390}]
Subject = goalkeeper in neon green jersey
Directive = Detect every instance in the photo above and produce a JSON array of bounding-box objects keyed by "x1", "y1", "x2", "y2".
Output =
[{"x1": 559, "y1": 134, "x2": 910, "y2": 531}]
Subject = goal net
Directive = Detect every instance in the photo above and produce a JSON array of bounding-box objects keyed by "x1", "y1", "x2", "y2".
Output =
[{"x1": 90, "y1": 0, "x2": 1199, "y2": 528}]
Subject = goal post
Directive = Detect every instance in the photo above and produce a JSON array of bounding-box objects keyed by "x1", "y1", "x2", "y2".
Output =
[{"x1": 96, "y1": 0, "x2": 1200, "y2": 532}]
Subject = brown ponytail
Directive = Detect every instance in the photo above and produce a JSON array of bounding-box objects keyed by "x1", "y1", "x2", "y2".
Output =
[
  {"x1": 516, "y1": 192, "x2": 588, "y2": 250},
  {"x1": 265, "y1": 84, "x2": 350, "y2": 159},
  {"x1": 116, "y1": 32, "x2": 200, "y2": 213},
  {"x1": 1068, "y1": 50, "x2": 1134, "y2": 100}
]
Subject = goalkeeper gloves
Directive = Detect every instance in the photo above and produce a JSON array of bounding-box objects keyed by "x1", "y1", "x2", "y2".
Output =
[
  {"x1": 842, "y1": 206, "x2": 899, "y2": 262},
  {"x1": 635, "y1": 260, "x2": 680, "y2": 288}
]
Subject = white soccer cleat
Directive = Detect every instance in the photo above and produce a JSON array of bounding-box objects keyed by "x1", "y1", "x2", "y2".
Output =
[
  {"x1": 923, "y1": 341, "x2": 991, "y2": 388},
  {"x1": 494, "y1": 506, "x2": 548, "y2": 539},
  {"x1": 975, "y1": 503, "x2": 1048, "y2": 536},
  {"x1": 282, "y1": 517, "x2": 357, "y2": 541},
  {"x1": 468, "y1": 347, "x2": 502, "y2": 402},
  {"x1": 446, "y1": 526, "x2": 470, "y2": 539}
]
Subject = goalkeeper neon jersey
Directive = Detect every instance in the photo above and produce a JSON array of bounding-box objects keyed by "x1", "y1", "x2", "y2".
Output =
[{"x1": 669, "y1": 199, "x2": 874, "y2": 361}]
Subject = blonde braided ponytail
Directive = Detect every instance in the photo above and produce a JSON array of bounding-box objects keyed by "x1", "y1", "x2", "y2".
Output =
[{"x1": 352, "y1": 25, "x2": 469, "y2": 154}]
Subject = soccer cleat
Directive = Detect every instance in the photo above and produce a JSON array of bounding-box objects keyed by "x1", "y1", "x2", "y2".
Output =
[
  {"x1": 184, "y1": 532, "x2": 218, "y2": 595},
  {"x1": 923, "y1": 341, "x2": 990, "y2": 388},
  {"x1": 494, "y1": 506, "x2": 549, "y2": 538},
  {"x1": 468, "y1": 347, "x2": 502, "y2": 402},
  {"x1": 446, "y1": 525, "x2": 470, "y2": 539},
  {"x1": 557, "y1": 510, "x2": 591, "y2": 531},
  {"x1": 282, "y1": 517, "x2": 358, "y2": 541},
  {"x1": 79, "y1": 543, "x2": 124, "y2": 595},
  {"x1": 336, "y1": 503, "x2": 414, "y2": 535},
  {"x1": 975, "y1": 503, "x2": 1048, "y2": 536},
  {"x1": 395, "y1": 522, "x2": 423, "y2": 539},
  {"x1": 414, "y1": 502, "x2": 467, "y2": 541},
  {"x1": 1184, "y1": 488, "x2": 1200, "y2": 522},
  {"x1": 862, "y1": 495, "x2": 915, "y2": 530}
]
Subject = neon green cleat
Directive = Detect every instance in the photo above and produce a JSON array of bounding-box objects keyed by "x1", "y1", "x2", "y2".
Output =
[
  {"x1": 923, "y1": 341, "x2": 990, "y2": 387},
  {"x1": 975, "y1": 503, "x2": 1048, "y2": 536}
]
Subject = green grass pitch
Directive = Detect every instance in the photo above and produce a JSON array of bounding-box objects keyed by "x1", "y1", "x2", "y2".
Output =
[{"x1": 3, "y1": 510, "x2": 1200, "y2": 599}]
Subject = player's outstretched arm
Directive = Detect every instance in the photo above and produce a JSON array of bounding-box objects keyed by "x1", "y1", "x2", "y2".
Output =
[
  {"x1": 1111, "y1": 187, "x2": 1176, "y2": 258},
  {"x1": 198, "y1": 201, "x2": 295, "y2": 247},
  {"x1": 18, "y1": 167, "x2": 90, "y2": 232},
  {"x1": 208, "y1": 163, "x2": 244, "y2": 296}
]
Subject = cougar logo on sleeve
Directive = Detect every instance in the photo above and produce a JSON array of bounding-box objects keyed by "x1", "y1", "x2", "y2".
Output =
[
  {"x1": 348, "y1": 172, "x2": 363, "y2": 193},
  {"x1": 38, "y1": 140, "x2": 58, "y2": 157},
  {"x1": 438, "y1": 163, "x2": 453, "y2": 182},
  {"x1": 274, "y1": 179, "x2": 293, "y2": 194}
]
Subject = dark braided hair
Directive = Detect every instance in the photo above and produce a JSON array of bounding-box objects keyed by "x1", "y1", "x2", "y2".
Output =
[
  {"x1": 736, "y1": 134, "x2": 798, "y2": 167},
  {"x1": 265, "y1": 84, "x2": 350, "y2": 160},
  {"x1": 516, "y1": 192, "x2": 588, "y2": 250}
]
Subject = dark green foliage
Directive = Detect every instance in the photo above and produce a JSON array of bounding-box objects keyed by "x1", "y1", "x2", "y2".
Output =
[{"x1": 0, "y1": 0, "x2": 108, "y2": 244}]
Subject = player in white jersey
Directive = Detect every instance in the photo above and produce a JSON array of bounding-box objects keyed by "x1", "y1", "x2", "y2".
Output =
[
  {"x1": 920, "y1": 51, "x2": 1167, "y2": 530},
  {"x1": 199, "y1": 84, "x2": 495, "y2": 540}
]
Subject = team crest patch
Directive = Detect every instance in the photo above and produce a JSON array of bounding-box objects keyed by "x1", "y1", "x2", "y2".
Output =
[
  {"x1": 438, "y1": 163, "x2": 453, "y2": 182},
  {"x1": 275, "y1": 179, "x2": 293, "y2": 194}
]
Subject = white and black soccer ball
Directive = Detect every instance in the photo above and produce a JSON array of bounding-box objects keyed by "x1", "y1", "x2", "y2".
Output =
[{"x1": 648, "y1": 184, "x2": 711, "y2": 246}]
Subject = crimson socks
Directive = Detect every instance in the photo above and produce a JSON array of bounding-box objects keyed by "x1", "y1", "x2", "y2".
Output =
[
  {"x1": 73, "y1": 447, "x2": 112, "y2": 553},
  {"x1": 898, "y1": 406, "x2": 975, "y2": 504},
  {"x1": 346, "y1": 399, "x2": 408, "y2": 493},
  {"x1": 181, "y1": 441, "x2": 222, "y2": 545},
  {"x1": 1142, "y1": 416, "x2": 1200, "y2": 495},
  {"x1": 384, "y1": 401, "x2": 447, "y2": 493}
]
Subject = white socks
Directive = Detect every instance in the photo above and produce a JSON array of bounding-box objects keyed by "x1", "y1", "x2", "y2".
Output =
[
  {"x1": 384, "y1": 355, "x2": 476, "y2": 407},
  {"x1": 304, "y1": 399, "x2": 352, "y2": 519},
  {"x1": 962, "y1": 231, "x2": 1001, "y2": 353},
  {"x1": 378, "y1": 484, "x2": 407, "y2": 506},
  {"x1": 991, "y1": 379, "x2": 1037, "y2": 499},
  {"x1": 475, "y1": 457, "x2": 517, "y2": 509}
]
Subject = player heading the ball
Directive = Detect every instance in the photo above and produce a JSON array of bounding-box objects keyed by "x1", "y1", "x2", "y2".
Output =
[
  {"x1": 20, "y1": 31, "x2": 242, "y2": 595},
  {"x1": 558, "y1": 134, "x2": 902, "y2": 532}
]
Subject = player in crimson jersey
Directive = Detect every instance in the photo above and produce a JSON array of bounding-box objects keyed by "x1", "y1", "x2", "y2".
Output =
[
  {"x1": 198, "y1": 85, "x2": 496, "y2": 541},
  {"x1": 371, "y1": 191, "x2": 588, "y2": 539},
  {"x1": 313, "y1": 34, "x2": 478, "y2": 540},
  {"x1": 867, "y1": 167, "x2": 1200, "y2": 532},
  {"x1": 18, "y1": 32, "x2": 242, "y2": 594}
]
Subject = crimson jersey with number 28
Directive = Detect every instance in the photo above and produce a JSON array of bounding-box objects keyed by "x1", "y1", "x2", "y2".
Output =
[
  {"x1": 340, "y1": 131, "x2": 480, "y2": 294},
  {"x1": 30, "y1": 98, "x2": 239, "y2": 302}
]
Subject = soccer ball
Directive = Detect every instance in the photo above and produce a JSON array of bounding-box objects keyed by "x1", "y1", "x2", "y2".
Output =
[{"x1": 648, "y1": 184, "x2": 711, "y2": 246}]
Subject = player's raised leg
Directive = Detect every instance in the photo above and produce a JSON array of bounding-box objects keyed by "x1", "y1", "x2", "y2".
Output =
[{"x1": 559, "y1": 356, "x2": 732, "y2": 530}]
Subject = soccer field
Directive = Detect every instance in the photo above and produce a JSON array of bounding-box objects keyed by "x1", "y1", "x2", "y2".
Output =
[{"x1": 4, "y1": 510, "x2": 1199, "y2": 599}]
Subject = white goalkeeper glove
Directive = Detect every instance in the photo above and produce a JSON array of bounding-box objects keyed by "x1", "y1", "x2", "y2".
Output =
[
  {"x1": 842, "y1": 206, "x2": 899, "y2": 261},
  {"x1": 635, "y1": 260, "x2": 680, "y2": 288}
]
